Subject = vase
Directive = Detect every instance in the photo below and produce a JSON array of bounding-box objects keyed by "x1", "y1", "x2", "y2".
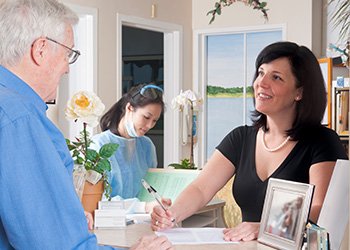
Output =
[{"x1": 81, "y1": 180, "x2": 104, "y2": 215}]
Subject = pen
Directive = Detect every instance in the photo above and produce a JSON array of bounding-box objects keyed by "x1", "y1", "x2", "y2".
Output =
[{"x1": 141, "y1": 179, "x2": 177, "y2": 225}]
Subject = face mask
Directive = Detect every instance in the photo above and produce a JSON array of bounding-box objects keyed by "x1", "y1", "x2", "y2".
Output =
[{"x1": 125, "y1": 116, "x2": 139, "y2": 138}]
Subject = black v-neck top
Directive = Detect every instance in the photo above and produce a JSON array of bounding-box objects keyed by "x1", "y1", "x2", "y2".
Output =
[{"x1": 216, "y1": 125, "x2": 348, "y2": 222}]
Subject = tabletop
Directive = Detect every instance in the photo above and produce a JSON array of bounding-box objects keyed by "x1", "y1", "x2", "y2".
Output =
[{"x1": 94, "y1": 224, "x2": 274, "y2": 250}]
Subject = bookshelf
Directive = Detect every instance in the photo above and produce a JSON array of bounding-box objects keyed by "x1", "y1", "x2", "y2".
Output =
[
  {"x1": 331, "y1": 63, "x2": 349, "y2": 155},
  {"x1": 333, "y1": 87, "x2": 349, "y2": 136}
]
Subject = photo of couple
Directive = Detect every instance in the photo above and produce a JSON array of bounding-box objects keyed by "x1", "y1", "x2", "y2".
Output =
[{"x1": 266, "y1": 194, "x2": 304, "y2": 240}]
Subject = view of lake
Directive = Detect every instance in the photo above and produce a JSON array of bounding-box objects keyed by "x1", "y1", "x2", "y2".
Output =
[
  {"x1": 206, "y1": 97, "x2": 254, "y2": 157},
  {"x1": 205, "y1": 29, "x2": 282, "y2": 159}
]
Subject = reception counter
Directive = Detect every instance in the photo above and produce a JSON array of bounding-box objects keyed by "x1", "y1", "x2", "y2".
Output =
[{"x1": 94, "y1": 224, "x2": 274, "y2": 250}]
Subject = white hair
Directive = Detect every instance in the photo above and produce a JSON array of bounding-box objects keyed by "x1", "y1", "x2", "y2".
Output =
[{"x1": 0, "y1": 0, "x2": 79, "y2": 66}]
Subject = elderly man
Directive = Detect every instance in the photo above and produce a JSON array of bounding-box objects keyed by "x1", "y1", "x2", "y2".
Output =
[{"x1": 0, "y1": 0, "x2": 172, "y2": 249}]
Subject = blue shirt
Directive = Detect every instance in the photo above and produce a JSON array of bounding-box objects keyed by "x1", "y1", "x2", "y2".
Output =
[
  {"x1": 0, "y1": 66, "x2": 116, "y2": 249},
  {"x1": 91, "y1": 130, "x2": 157, "y2": 199}
]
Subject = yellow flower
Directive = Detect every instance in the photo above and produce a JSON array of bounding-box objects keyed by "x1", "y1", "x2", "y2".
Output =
[{"x1": 65, "y1": 91, "x2": 105, "y2": 128}]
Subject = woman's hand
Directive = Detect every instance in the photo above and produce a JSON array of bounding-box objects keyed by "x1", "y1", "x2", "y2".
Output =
[
  {"x1": 84, "y1": 211, "x2": 94, "y2": 230},
  {"x1": 150, "y1": 198, "x2": 176, "y2": 231},
  {"x1": 223, "y1": 222, "x2": 260, "y2": 242},
  {"x1": 130, "y1": 235, "x2": 173, "y2": 250}
]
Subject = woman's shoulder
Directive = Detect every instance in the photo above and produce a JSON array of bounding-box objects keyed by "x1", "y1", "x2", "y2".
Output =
[
  {"x1": 302, "y1": 126, "x2": 339, "y2": 141},
  {"x1": 218, "y1": 125, "x2": 257, "y2": 147},
  {"x1": 300, "y1": 126, "x2": 348, "y2": 161},
  {"x1": 137, "y1": 135, "x2": 155, "y2": 145},
  {"x1": 92, "y1": 130, "x2": 109, "y2": 139},
  {"x1": 227, "y1": 125, "x2": 257, "y2": 138},
  {"x1": 92, "y1": 130, "x2": 120, "y2": 143}
]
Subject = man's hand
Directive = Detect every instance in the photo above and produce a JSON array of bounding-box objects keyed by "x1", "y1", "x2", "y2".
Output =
[
  {"x1": 130, "y1": 235, "x2": 173, "y2": 250},
  {"x1": 84, "y1": 211, "x2": 93, "y2": 230}
]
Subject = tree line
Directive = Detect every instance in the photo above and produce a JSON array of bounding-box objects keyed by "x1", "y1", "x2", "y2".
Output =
[{"x1": 207, "y1": 85, "x2": 253, "y2": 96}]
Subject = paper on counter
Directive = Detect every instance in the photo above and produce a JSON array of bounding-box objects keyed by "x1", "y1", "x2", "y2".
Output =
[
  {"x1": 155, "y1": 227, "x2": 238, "y2": 245},
  {"x1": 126, "y1": 213, "x2": 151, "y2": 224}
]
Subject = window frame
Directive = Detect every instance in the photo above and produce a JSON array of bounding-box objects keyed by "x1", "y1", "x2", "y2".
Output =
[{"x1": 193, "y1": 24, "x2": 286, "y2": 168}]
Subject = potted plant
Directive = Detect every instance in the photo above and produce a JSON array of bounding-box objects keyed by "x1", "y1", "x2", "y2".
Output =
[
  {"x1": 168, "y1": 158, "x2": 195, "y2": 170},
  {"x1": 65, "y1": 91, "x2": 118, "y2": 213},
  {"x1": 329, "y1": 0, "x2": 349, "y2": 43},
  {"x1": 171, "y1": 90, "x2": 203, "y2": 169}
]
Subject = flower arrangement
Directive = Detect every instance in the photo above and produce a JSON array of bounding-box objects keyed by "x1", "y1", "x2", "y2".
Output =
[
  {"x1": 65, "y1": 91, "x2": 119, "y2": 200},
  {"x1": 207, "y1": 0, "x2": 269, "y2": 24},
  {"x1": 171, "y1": 90, "x2": 203, "y2": 169}
]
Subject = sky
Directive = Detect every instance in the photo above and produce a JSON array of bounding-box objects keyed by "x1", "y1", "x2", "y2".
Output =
[{"x1": 207, "y1": 30, "x2": 282, "y2": 88}]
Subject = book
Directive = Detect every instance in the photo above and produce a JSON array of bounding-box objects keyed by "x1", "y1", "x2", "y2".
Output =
[{"x1": 336, "y1": 89, "x2": 349, "y2": 135}]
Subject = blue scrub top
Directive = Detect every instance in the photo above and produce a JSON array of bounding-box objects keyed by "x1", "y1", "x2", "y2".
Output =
[{"x1": 91, "y1": 130, "x2": 157, "y2": 199}]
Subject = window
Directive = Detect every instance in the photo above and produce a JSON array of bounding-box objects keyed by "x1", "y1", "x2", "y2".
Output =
[{"x1": 194, "y1": 26, "x2": 284, "y2": 165}]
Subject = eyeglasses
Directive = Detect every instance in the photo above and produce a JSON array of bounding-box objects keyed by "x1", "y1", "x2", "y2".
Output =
[
  {"x1": 132, "y1": 84, "x2": 163, "y2": 100},
  {"x1": 46, "y1": 37, "x2": 81, "y2": 64}
]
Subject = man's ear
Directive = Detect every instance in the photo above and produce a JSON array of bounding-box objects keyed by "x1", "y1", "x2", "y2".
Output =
[{"x1": 31, "y1": 38, "x2": 48, "y2": 66}]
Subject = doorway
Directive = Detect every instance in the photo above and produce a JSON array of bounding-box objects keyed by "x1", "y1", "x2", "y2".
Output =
[
  {"x1": 117, "y1": 14, "x2": 183, "y2": 167},
  {"x1": 122, "y1": 26, "x2": 164, "y2": 167}
]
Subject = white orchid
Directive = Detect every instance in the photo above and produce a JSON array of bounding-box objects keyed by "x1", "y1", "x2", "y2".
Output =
[
  {"x1": 65, "y1": 91, "x2": 105, "y2": 128},
  {"x1": 171, "y1": 89, "x2": 203, "y2": 111}
]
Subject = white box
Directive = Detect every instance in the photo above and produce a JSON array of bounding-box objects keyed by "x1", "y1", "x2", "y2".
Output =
[
  {"x1": 98, "y1": 200, "x2": 125, "y2": 210},
  {"x1": 94, "y1": 209, "x2": 126, "y2": 229}
]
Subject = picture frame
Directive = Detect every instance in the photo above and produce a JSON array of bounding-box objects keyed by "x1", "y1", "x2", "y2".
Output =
[
  {"x1": 258, "y1": 178, "x2": 314, "y2": 250},
  {"x1": 318, "y1": 58, "x2": 333, "y2": 128}
]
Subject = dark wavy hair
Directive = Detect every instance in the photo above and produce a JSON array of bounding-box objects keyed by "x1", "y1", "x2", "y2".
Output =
[
  {"x1": 251, "y1": 41, "x2": 327, "y2": 140},
  {"x1": 100, "y1": 83, "x2": 165, "y2": 134}
]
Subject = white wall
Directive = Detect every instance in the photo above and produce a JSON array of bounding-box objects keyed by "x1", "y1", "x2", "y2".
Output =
[
  {"x1": 192, "y1": 0, "x2": 323, "y2": 56},
  {"x1": 61, "y1": 0, "x2": 193, "y2": 109}
]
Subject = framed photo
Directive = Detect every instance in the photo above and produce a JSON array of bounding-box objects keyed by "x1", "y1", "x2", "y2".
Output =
[{"x1": 258, "y1": 178, "x2": 314, "y2": 250}]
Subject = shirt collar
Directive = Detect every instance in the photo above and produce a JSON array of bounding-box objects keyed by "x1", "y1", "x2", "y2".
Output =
[{"x1": 0, "y1": 65, "x2": 48, "y2": 112}]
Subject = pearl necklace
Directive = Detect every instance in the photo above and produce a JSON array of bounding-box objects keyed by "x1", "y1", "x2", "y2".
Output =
[{"x1": 262, "y1": 132, "x2": 291, "y2": 152}]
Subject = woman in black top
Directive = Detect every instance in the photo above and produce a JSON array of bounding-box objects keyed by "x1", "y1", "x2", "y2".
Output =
[{"x1": 151, "y1": 41, "x2": 348, "y2": 241}]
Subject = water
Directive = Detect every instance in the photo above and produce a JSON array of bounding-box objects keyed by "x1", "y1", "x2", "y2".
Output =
[{"x1": 206, "y1": 97, "x2": 254, "y2": 158}]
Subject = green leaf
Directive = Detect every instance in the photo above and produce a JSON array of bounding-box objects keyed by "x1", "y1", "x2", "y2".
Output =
[
  {"x1": 72, "y1": 141, "x2": 84, "y2": 147},
  {"x1": 76, "y1": 156, "x2": 84, "y2": 164},
  {"x1": 168, "y1": 163, "x2": 185, "y2": 169},
  {"x1": 209, "y1": 15, "x2": 216, "y2": 24},
  {"x1": 216, "y1": 7, "x2": 221, "y2": 15},
  {"x1": 96, "y1": 158, "x2": 111, "y2": 172},
  {"x1": 206, "y1": 10, "x2": 215, "y2": 15},
  {"x1": 99, "y1": 143, "x2": 119, "y2": 158},
  {"x1": 260, "y1": 2, "x2": 267, "y2": 8},
  {"x1": 84, "y1": 161, "x2": 93, "y2": 170},
  {"x1": 86, "y1": 149, "x2": 98, "y2": 161},
  {"x1": 72, "y1": 150, "x2": 80, "y2": 157}
]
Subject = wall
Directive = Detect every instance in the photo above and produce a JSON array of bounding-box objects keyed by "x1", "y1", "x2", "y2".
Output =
[
  {"x1": 192, "y1": 0, "x2": 323, "y2": 56},
  {"x1": 61, "y1": 0, "x2": 192, "y2": 109}
]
